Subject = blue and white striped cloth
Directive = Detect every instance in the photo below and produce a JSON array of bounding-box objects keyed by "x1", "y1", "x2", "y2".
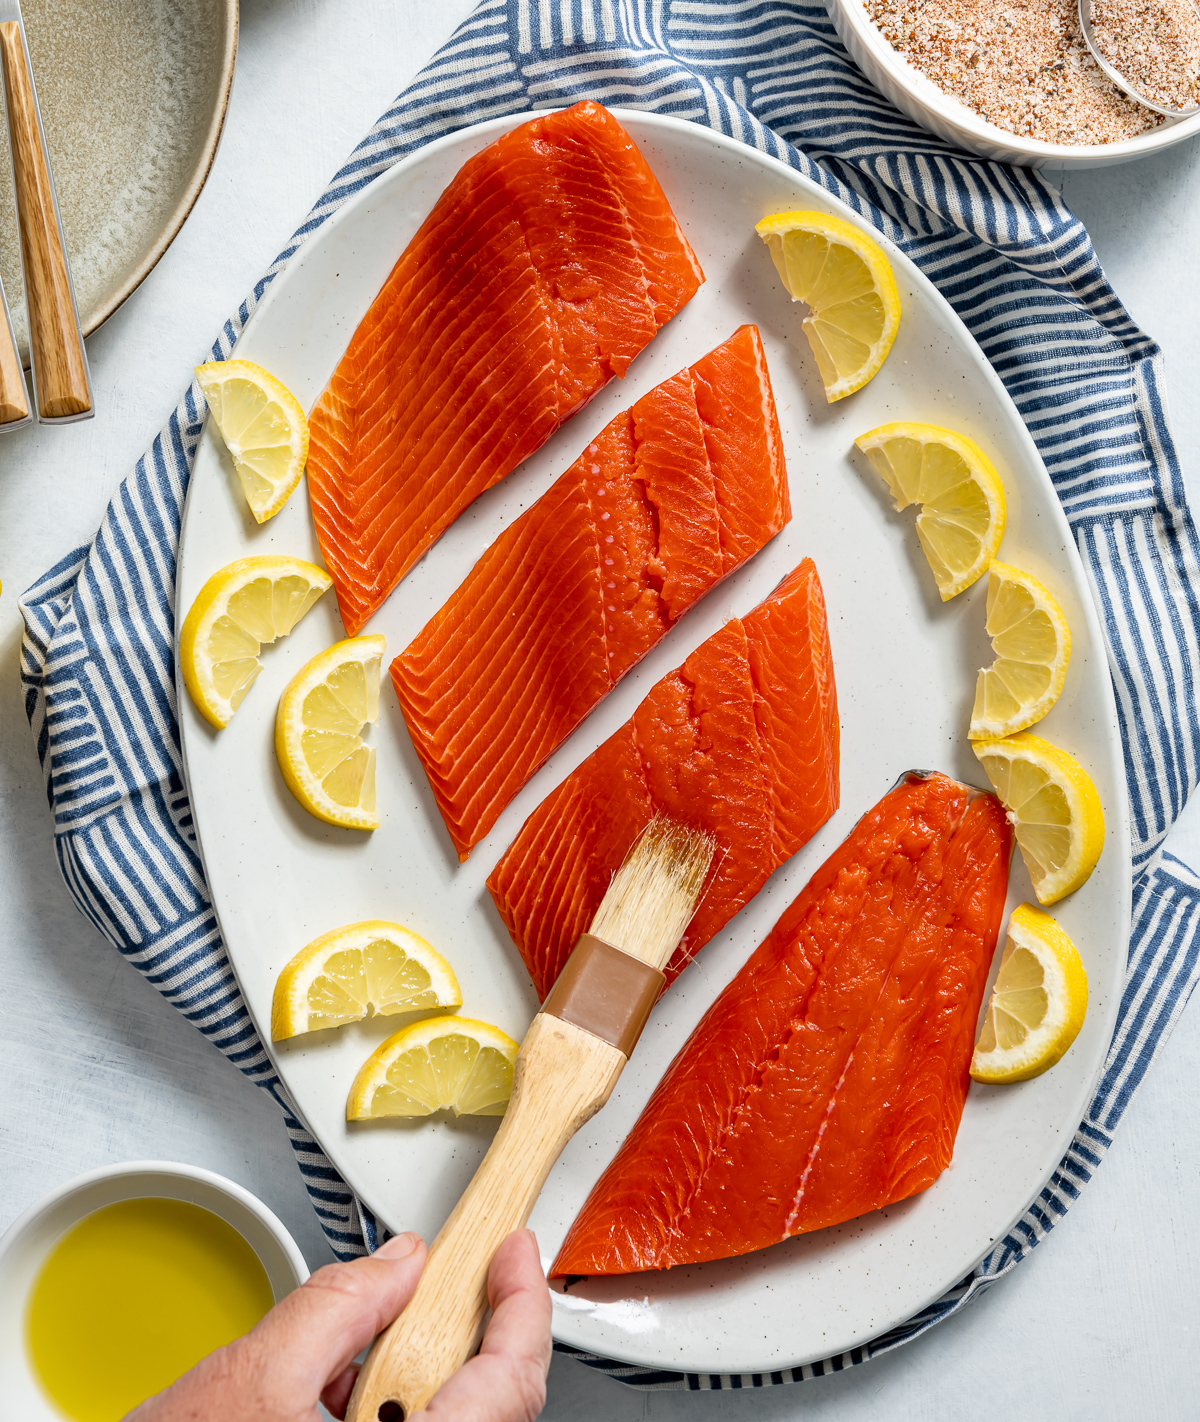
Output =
[{"x1": 19, "y1": 0, "x2": 1200, "y2": 1391}]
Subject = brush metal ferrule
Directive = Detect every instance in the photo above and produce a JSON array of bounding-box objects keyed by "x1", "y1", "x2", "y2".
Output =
[{"x1": 540, "y1": 933, "x2": 664, "y2": 1058}]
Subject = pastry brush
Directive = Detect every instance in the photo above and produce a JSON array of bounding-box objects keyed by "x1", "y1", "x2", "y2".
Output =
[{"x1": 346, "y1": 815, "x2": 715, "y2": 1421}]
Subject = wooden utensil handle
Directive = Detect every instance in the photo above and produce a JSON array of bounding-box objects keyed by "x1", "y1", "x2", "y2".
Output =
[
  {"x1": 346, "y1": 1014, "x2": 626, "y2": 1421},
  {"x1": 0, "y1": 289, "x2": 28, "y2": 424},
  {"x1": 0, "y1": 20, "x2": 90, "y2": 420}
]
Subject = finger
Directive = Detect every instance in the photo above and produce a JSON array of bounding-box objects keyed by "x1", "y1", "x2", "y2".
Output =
[
  {"x1": 243, "y1": 1232, "x2": 427, "y2": 1397},
  {"x1": 480, "y1": 1230, "x2": 553, "y2": 1364},
  {"x1": 320, "y1": 1363, "x2": 360, "y2": 1419},
  {"x1": 420, "y1": 1231, "x2": 551, "y2": 1422}
]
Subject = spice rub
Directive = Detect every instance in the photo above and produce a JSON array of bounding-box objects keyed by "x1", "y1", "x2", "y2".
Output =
[
  {"x1": 867, "y1": 0, "x2": 1166, "y2": 144},
  {"x1": 1091, "y1": 0, "x2": 1200, "y2": 112}
]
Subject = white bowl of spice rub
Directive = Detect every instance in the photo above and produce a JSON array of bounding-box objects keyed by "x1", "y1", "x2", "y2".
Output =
[{"x1": 826, "y1": 0, "x2": 1200, "y2": 165}]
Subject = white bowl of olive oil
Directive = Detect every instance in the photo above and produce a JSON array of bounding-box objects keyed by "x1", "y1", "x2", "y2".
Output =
[{"x1": 0, "y1": 1161, "x2": 310, "y2": 1421}]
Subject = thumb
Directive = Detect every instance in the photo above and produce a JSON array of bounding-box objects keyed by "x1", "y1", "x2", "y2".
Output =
[{"x1": 245, "y1": 1231, "x2": 428, "y2": 1397}]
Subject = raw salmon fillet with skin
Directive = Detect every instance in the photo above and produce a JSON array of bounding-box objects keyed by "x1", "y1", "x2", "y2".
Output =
[
  {"x1": 307, "y1": 101, "x2": 704, "y2": 635},
  {"x1": 551, "y1": 773, "x2": 1012, "y2": 1277},
  {"x1": 487, "y1": 558, "x2": 839, "y2": 996},
  {"x1": 392, "y1": 326, "x2": 789, "y2": 861}
]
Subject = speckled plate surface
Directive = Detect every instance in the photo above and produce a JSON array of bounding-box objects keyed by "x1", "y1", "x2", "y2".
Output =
[
  {"x1": 177, "y1": 112, "x2": 1131, "y2": 1375},
  {"x1": 0, "y1": 0, "x2": 237, "y2": 357}
]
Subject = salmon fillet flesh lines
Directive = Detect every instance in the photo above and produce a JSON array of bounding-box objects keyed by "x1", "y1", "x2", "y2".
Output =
[
  {"x1": 487, "y1": 558, "x2": 840, "y2": 996},
  {"x1": 552, "y1": 772, "x2": 1012, "y2": 1277},
  {"x1": 307, "y1": 101, "x2": 705, "y2": 635},
  {"x1": 392, "y1": 324, "x2": 790, "y2": 860}
]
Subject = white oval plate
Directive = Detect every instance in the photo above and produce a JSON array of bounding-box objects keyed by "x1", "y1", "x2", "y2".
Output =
[{"x1": 177, "y1": 111, "x2": 1130, "y2": 1376}]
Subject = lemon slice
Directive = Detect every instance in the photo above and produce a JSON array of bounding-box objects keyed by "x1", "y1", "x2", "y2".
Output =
[
  {"x1": 275, "y1": 635, "x2": 384, "y2": 830},
  {"x1": 756, "y1": 210, "x2": 900, "y2": 402},
  {"x1": 196, "y1": 359, "x2": 309, "y2": 523},
  {"x1": 971, "y1": 562, "x2": 1071, "y2": 739},
  {"x1": 970, "y1": 903, "x2": 1088, "y2": 1083},
  {"x1": 973, "y1": 732, "x2": 1104, "y2": 905},
  {"x1": 855, "y1": 422, "x2": 1007, "y2": 600},
  {"x1": 347, "y1": 1016, "x2": 519, "y2": 1120},
  {"x1": 179, "y1": 556, "x2": 331, "y2": 730},
  {"x1": 271, "y1": 921, "x2": 462, "y2": 1041}
]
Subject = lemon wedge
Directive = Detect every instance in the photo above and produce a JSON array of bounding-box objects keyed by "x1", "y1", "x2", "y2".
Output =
[
  {"x1": 973, "y1": 732, "x2": 1104, "y2": 905},
  {"x1": 971, "y1": 562, "x2": 1071, "y2": 739},
  {"x1": 271, "y1": 921, "x2": 462, "y2": 1041},
  {"x1": 179, "y1": 556, "x2": 331, "y2": 729},
  {"x1": 855, "y1": 422, "x2": 1006, "y2": 600},
  {"x1": 275, "y1": 635, "x2": 384, "y2": 830},
  {"x1": 756, "y1": 210, "x2": 900, "y2": 401},
  {"x1": 347, "y1": 1016, "x2": 519, "y2": 1120},
  {"x1": 196, "y1": 359, "x2": 309, "y2": 523},
  {"x1": 970, "y1": 903, "x2": 1088, "y2": 1083}
]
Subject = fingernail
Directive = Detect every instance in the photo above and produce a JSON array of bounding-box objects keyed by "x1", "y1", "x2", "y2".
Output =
[{"x1": 376, "y1": 1231, "x2": 421, "y2": 1259}]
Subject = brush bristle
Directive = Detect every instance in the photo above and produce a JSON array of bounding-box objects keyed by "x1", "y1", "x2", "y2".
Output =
[{"x1": 589, "y1": 815, "x2": 716, "y2": 971}]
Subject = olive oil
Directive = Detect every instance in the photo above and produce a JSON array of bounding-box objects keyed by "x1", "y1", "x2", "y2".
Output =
[{"x1": 26, "y1": 1197, "x2": 274, "y2": 1421}]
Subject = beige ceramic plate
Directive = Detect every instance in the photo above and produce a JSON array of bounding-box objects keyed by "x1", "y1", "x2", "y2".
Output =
[{"x1": 0, "y1": 0, "x2": 237, "y2": 357}]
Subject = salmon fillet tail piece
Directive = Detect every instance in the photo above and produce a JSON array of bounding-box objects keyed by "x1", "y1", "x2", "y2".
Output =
[
  {"x1": 307, "y1": 101, "x2": 705, "y2": 635},
  {"x1": 392, "y1": 325, "x2": 790, "y2": 861},
  {"x1": 486, "y1": 557, "x2": 840, "y2": 997},
  {"x1": 551, "y1": 773, "x2": 1013, "y2": 1277}
]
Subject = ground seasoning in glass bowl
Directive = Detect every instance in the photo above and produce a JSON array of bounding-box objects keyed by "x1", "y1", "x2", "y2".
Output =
[{"x1": 865, "y1": 0, "x2": 1166, "y2": 144}]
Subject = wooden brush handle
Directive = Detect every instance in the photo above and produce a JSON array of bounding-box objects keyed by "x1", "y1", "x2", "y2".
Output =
[
  {"x1": 0, "y1": 294, "x2": 28, "y2": 424},
  {"x1": 346, "y1": 1014, "x2": 626, "y2": 1421},
  {"x1": 0, "y1": 21, "x2": 90, "y2": 420}
]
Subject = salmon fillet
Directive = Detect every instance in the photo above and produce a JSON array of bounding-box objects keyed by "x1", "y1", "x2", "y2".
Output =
[
  {"x1": 392, "y1": 325, "x2": 789, "y2": 860},
  {"x1": 551, "y1": 773, "x2": 1012, "y2": 1276},
  {"x1": 486, "y1": 559, "x2": 839, "y2": 995},
  {"x1": 307, "y1": 101, "x2": 704, "y2": 634}
]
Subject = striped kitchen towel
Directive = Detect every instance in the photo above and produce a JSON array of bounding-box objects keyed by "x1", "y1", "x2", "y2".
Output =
[{"x1": 20, "y1": 0, "x2": 1200, "y2": 1391}]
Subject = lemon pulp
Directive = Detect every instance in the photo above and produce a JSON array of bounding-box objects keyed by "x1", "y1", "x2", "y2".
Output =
[
  {"x1": 978, "y1": 945, "x2": 1049, "y2": 1050},
  {"x1": 970, "y1": 562, "x2": 1071, "y2": 739},
  {"x1": 296, "y1": 936, "x2": 448, "y2": 1031},
  {"x1": 347, "y1": 1016, "x2": 518, "y2": 1120},
  {"x1": 370, "y1": 1034, "x2": 512, "y2": 1117},
  {"x1": 275, "y1": 636, "x2": 384, "y2": 830},
  {"x1": 855, "y1": 422, "x2": 1007, "y2": 600},
  {"x1": 26, "y1": 1198, "x2": 273, "y2": 1421}
]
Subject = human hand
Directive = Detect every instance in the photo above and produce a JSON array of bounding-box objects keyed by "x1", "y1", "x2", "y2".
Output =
[{"x1": 127, "y1": 1228, "x2": 552, "y2": 1422}]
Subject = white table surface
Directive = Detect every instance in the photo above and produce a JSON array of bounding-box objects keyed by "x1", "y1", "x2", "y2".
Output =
[{"x1": 2, "y1": 3, "x2": 1199, "y2": 1418}]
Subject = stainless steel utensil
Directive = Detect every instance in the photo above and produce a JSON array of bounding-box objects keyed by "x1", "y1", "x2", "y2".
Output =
[{"x1": 1079, "y1": 0, "x2": 1200, "y2": 117}]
